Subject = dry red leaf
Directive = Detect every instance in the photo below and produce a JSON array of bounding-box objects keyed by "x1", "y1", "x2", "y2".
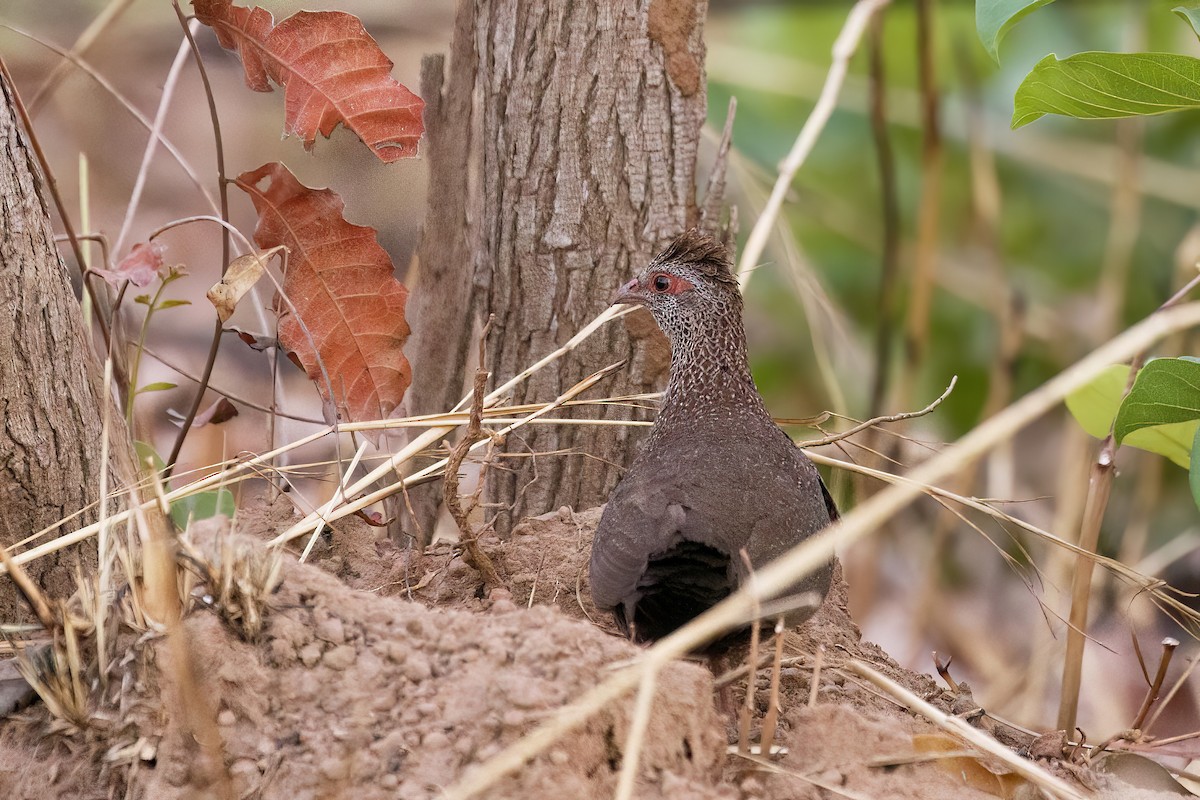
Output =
[
  {"x1": 235, "y1": 162, "x2": 411, "y2": 433},
  {"x1": 193, "y1": 0, "x2": 424, "y2": 162}
]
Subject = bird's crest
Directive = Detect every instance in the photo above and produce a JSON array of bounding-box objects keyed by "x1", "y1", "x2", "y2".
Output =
[{"x1": 652, "y1": 229, "x2": 738, "y2": 289}]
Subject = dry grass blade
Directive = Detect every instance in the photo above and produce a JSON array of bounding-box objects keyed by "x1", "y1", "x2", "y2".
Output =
[
  {"x1": 0, "y1": 545, "x2": 55, "y2": 630},
  {"x1": 178, "y1": 528, "x2": 283, "y2": 642},
  {"x1": 846, "y1": 661, "x2": 1085, "y2": 800},
  {"x1": 736, "y1": 0, "x2": 892, "y2": 283},
  {"x1": 272, "y1": 360, "x2": 629, "y2": 548},
  {"x1": 273, "y1": 305, "x2": 632, "y2": 546},
  {"x1": 614, "y1": 663, "x2": 660, "y2": 800}
]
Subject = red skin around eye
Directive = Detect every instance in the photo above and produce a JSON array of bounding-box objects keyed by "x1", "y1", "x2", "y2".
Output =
[{"x1": 649, "y1": 273, "x2": 694, "y2": 295}]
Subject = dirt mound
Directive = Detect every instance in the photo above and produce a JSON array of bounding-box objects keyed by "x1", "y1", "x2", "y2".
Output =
[{"x1": 0, "y1": 503, "x2": 1175, "y2": 799}]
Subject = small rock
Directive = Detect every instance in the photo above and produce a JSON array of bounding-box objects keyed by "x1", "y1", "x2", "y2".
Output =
[
  {"x1": 423, "y1": 731, "x2": 450, "y2": 749},
  {"x1": 322, "y1": 644, "x2": 356, "y2": 671},
  {"x1": 315, "y1": 614, "x2": 345, "y2": 645},
  {"x1": 403, "y1": 653, "x2": 432, "y2": 682},
  {"x1": 298, "y1": 642, "x2": 323, "y2": 668},
  {"x1": 217, "y1": 709, "x2": 236, "y2": 727},
  {"x1": 318, "y1": 756, "x2": 350, "y2": 781},
  {"x1": 380, "y1": 774, "x2": 399, "y2": 790},
  {"x1": 549, "y1": 749, "x2": 568, "y2": 765},
  {"x1": 267, "y1": 638, "x2": 294, "y2": 665}
]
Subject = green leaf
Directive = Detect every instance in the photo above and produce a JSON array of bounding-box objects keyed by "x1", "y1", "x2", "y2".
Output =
[
  {"x1": 1190, "y1": 427, "x2": 1200, "y2": 512},
  {"x1": 170, "y1": 487, "x2": 235, "y2": 529},
  {"x1": 156, "y1": 299, "x2": 191, "y2": 310},
  {"x1": 134, "y1": 294, "x2": 152, "y2": 305},
  {"x1": 134, "y1": 440, "x2": 166, "y2": 472},
  {"x1": 131, "y1": 441, "x2": 235, "y2": 527},
  {"x1": 1065, "y1": 364, "x2": 1129, "y2": 438},
  {"x1": 1125, "y1": 420, "x2": 1199, "y2": 469},
  {"x1": 1174, "y1": 5, "x2": 1200, "y2": 40},
  {"x1": 1013, "y1": 52, "x2": 1200, "y2": 128},
  {"x1": 137, "y1": 381, "x2": 177, "y2": 394},
  {"x1": 1064, "y1": 363, "x2": 1196, "y2": 468},
  {"x1": 976, "y1": 0, "x2": 1058, "y2": 62},
  {"x1": 1114, "y1": 357, "x2": 1200, "y2": 443}
]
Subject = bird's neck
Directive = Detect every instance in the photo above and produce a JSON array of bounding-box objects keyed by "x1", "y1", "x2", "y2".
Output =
[{"x1": 655, "y1": 316, "x2": 768, "y2": 427}]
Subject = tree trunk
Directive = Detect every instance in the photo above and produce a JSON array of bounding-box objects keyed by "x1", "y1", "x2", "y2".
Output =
[
  {"x1": 0, "y1": 69, "x2": 134, "y2": 621},
  {"x1": 479, "y1": 0, "x2": 719, "y2": 532},
  {"x1": 406, "y1": 0, "x2": 724, "y2": 539}
]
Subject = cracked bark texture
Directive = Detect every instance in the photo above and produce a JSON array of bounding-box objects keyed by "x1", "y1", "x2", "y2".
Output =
[
  {"x1": 0, "y1": 70, "x2": 134, "y2": 621},
  {"x1": 409, "y1": 0, "x2": 724, "y2": 541}
]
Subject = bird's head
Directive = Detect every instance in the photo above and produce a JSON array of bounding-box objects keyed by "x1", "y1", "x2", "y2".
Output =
[{"x1": 614, "y1": 230, "x2": 742, "y2": 340}]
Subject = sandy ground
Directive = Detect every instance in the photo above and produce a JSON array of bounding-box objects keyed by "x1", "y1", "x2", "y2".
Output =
[{"x1": 0, "y1": 501, "x2": 1190, "y2": 799}]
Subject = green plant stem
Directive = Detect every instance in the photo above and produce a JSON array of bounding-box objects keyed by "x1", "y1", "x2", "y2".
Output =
[{"x1": 125, "y1": 280, "x2": 170, "y2": 423}]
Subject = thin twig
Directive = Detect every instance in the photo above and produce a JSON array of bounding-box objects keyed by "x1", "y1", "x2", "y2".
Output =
[
  {"x1": 1142, "y1": 652, "x2": 1200, "y2": 736},
  {"x1": 443, "y1": 316, "x2": 503, "y2": 589},
  {"x1": 27, "y1": 0, "x2": 136, "y2": 112},
  {"x1": 1130, "y1": 638, "x2": 1179, "y2": 732},
  {"x1": 164, "y1": 0, "x2": 232, "y2": 478},
  {"x1": 797, "y1": 376, "x2": 955, "y2": 448}
]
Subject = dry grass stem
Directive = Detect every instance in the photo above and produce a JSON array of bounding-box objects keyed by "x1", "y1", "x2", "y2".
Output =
[
  {"x1": 759, "y1": 618, "x2": 786, "y2": 757},
  {"x1": 613, "y1": 663, "x2": 660, "y2": 800},
  {"x1": 808, "y1": 644, "x2": 824, "y2": 707},
  {"x1": 846, "y1": 661, "x2": 1085, "y2": 800},
  {"x1": 0, "y1": 545, "x2": 55, "y2": 629},
  {"x1": 298, "y1": 441, "x2": 368, "y2": 564},
  {"x1": 1130, "y1": 637, "x2": 1179, "y2": 732}
]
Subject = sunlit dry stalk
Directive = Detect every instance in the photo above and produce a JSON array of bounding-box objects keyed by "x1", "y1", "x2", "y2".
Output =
[
  {"x1": 27, "y1": 0, "x2": 135, "y2": 111},
  {"x1": 735, "y1": 0, "x2": 891, "y2": 282},
  {"x1": 847, "y1": 662, "x2": 1084, "y2": 800},
  {"x1": 298, "y1": 441, "x2": 369, "y2": 563},
  {"x1": 759, "y1": 617, "x2": 786, "y2": 757},
  {"x1": 613, "y1": 663, "x2": 660, "y2": 800}
]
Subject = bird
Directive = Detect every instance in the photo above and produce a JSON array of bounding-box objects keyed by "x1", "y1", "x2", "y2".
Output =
[{"x1": 588, "y1": 229, "x2": 837, "y2": 644}]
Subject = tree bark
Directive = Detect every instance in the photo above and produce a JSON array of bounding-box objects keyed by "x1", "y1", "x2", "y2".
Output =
[
  {"x1": 406, "y1": 0, "x2": 723, "y2": 539},
  {"x1": 0, "y1": 69, "x2": 134, "y2": 621}
]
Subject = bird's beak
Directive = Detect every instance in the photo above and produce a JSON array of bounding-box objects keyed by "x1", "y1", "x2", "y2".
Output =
[{"x1": 613, "y1": 277, "x2": 645, "y2": 307}]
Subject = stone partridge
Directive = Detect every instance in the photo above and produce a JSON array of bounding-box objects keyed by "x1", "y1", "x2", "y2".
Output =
[{"x1": 589, "y1": 230, "x2": 837, "y2": 643}]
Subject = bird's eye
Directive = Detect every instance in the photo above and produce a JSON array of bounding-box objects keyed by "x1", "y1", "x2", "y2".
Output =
[{"x1": 652, "y1": 275, "x2": 671, "y2": 292}]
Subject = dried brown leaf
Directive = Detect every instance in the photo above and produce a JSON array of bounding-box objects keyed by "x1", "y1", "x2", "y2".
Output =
[
  {"x1": 192, "y1": 0, "x2": 424, "y2": 162},
  {"x1": 234, "y1": 162, "x2": 411, "y2": 435}
]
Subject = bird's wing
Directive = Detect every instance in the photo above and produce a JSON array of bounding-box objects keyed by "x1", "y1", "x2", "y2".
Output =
[{"x1": 588, "y1": 457, "x2": 688, "y2": 612}]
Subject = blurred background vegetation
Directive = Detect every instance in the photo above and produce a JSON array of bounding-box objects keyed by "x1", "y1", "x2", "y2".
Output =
[{"x1": 3, "y1": 0, "x2": 1198, "y2": 736}]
